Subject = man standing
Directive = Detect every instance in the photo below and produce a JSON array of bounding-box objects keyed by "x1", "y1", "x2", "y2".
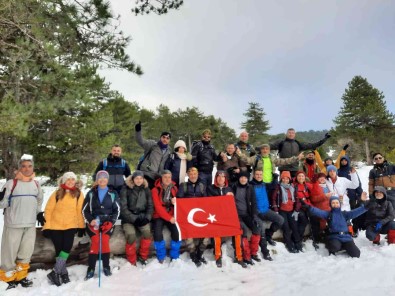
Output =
[
  {"x1": 93, "y1": 144, "x2": 131, "y2": 194},
  {"x1": 270, "y1": 128, "x2": 330, "y2": 178},
  {"x1": 0, "y1": 155, "x2": 43, "y2": 290},
  {"x1": 301, "y1": 151, "x2": 321, "y2": 182},
  {"x1": 191, "y1": 129, "x2": 219, "y2": 186},
  {"x1": 235, "y1": 131, "x2": 255, "y2": 170},
  {"x1": 135, "y1": 121, "x2": 172, "y2": 189}
]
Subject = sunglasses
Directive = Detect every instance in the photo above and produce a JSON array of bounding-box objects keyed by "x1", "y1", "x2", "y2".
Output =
[{"x1": 374, "y1": 156, "x2": 383, "y2": 161}]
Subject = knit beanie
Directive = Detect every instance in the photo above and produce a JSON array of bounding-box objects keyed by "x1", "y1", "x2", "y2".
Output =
[
  {"x1": 239, "y1": 170, "x2": 250, "y2": 179},
  {"x1": 326, "y1": 165, "x2": 337, "y2": 174},
  {"x1": 329, "y1": 196, "x2": 340, "y2": 208},
  {"x1": 174, "y1": 140, "x2": 187, "y2": 151},
  {"x1": 295, "y1": 171, "x2": 306, "y2": 178},
  {"x1": 132, "y1": 170, "x2": 144, "y2": 180},
  {"x1": 96, "y1": 170, "x2": 109, "y2": 180},
  {"x1": 160, "y1": 131, "x2": 172, "y2": 139},
  {"x1": 280, "y1": 171, "x2": 291, "y2": 181},
  {"x1": 316, "y1": 172, "x2": 327, "y2": 180},
  {"x1": 61, "y1": 172, "x2": 77, "y2": 184}
]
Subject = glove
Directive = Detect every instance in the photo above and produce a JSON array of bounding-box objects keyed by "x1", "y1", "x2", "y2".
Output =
[
  {"x1": 134, "y1": 217, "x2": 149, "y2": 227},
  {"x1": 324, "y1": 132, "x2": 331, "y2": 139},
  {"x1": 252, "y1": 219, "x2": 260, "y2": 230},
  {"x1": 375, "y1": 222, "x2": 382, "y2": 232},
  {"x1": 100, "y1": 221, "x2": 113, "y2": 233},
  {"x1": 42, "y1": 229, "x2": 52, "y2": 238},
  {"x1": 343, "y1": 144, "x2": 349, "y2": 151},
  {"x1": 37, "y1": 212, "x2": 46, "y2": 226},
  {"x1": 135, "y1": 121, "x2": 142, "y2": 132},
  {"x1": 0, "y1": 188, "x2": 5, "y2": 202},
  {"x1": 77, "y1": 228, "x2": 86, "y2": 237},
  {"x1": 300, "y1": 198, "x2": 310, "y2": 210},
  {"x1": 292, "y1": 211, "x2": 299, "y2": 222}
]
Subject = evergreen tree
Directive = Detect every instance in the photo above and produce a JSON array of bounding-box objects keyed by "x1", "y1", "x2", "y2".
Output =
[
  {"x1": 333, "y1": 76, "x2": 394, "y2": 164},
  {"x1": 241, "y1": 102, "x2": 270, "y2": 146},
  {"x1": 132, "y1": 0, "x2": 183, "y2": 15}
]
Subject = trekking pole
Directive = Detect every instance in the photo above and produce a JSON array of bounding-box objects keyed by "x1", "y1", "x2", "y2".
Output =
[{"x1": 98, "y1": 228, "x2": 102, "y2": 287}]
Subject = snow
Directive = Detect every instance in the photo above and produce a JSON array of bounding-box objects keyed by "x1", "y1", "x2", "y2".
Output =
[{"x1": 2, "y1": 165, "x2": 395, "y2": 296}]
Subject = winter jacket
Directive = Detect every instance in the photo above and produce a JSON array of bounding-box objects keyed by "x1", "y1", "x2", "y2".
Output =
[
  {"x1": 337, "y1": 155, "x2": 363, "y2": 202},
  {"x1": 232, "y1": 182, "x2": 258, "y2": 217},
  {"x1": 325, "y1": 173, "x2": 359, "y2": 211},
  {"x1": 293, "y1": 182, "x2": 313, "y2": 211},
  {"x1": 270, "y1": 137, "x2": 327, "y2": 172},
  {"x1": 271, "y1": 184, "x2": 300, "y2": 213},
  {"x1": 151, "y1": 178, "x2": 178, "y2": 221},
  {"x1": 235, "y1": 141, "x2": 255, "y2": 157},
  {"x1": 241, "y1": 153, "x2": 299, "y2": 175},
  {"x1": 365, "y1": 198, "x2": 395, "y2": 227},
  {"x1": 164, "y1": 152, "x2": 193, "y2": 185},
  {"x1": 93, "y1": 154, "x2": 131, "y2": 190},
  {"x1": 177, "y1": 178, "x2": 207, "y2": 198},
  {"x1": 217, "y1": 153, "x2": 247, "y2": 183},
  {"x1": 207, "y1": 177, "x2": 233, "y2": 196},
  {"x1": 191, "y1": 141, "x2": 219, "y2": 173},
  {"x1": 368, "y1": 161, "x2": 395, "y2": 199},
  {"x1": 43, "y1": 182, "x2": 85, "y2": 230},
  {"x1": 300, "y1": 161, "x2": 321, "y2": 182},
  {"x1": 82, "y1": 186, "x2": 120, "y2": 225},
  {"x1": 135, "y1": 130, "x2": 171, "y2": 181},
  {"x1": 120, "y1": 177, "x2": 153, "y2": 224},
  {"x1": 315, "y1": 149, "x2": 346, "y2": 174},
  {"x1": 0, "y1": 179, "x2": 43, "y2": 228},
  {"x1": 309, "y1": 205, "x2": 367, "y2": 242},
  {"x1": 250, "y1": 179, "x2": 270, "y2": 214},
  {"x1": 310, "y1": 182, "x2": 331, "y2": 211}
]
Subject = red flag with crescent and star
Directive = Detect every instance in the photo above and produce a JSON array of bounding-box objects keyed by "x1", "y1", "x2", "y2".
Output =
[{"x1": 175, "y1": 195, "x2": 242, "y2": 239}]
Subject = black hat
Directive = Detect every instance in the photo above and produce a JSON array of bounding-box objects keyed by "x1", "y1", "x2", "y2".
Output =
[
  {"x1": 160, "y1": 131, "x2": 171, "y2": 139},
  {"x1": 239, "y1": 170, "x2": 250, "y2": 179}
]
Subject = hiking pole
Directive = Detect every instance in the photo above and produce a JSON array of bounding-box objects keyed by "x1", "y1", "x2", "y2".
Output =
[{"x1": 98, "y1": 228, "x2": 102, "y2": 287}]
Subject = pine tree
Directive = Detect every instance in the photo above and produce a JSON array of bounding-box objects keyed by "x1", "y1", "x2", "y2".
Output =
[
  {"x1": 241, "y1": 102, "x2": 270, "y2": 146},
  {"x1": 333, "y1": 76, "x2": 394, "y2": 164}
]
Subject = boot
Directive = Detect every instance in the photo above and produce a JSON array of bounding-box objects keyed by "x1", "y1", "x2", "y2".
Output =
[
  {"x1": 103, "y1": 267, "x2": 112, "y2": 277},
  {"x1": 263, "y1": 253, "x2": 273, "y2": 261},
  {"x1": 169, "y1": 240, "x2": 181, "y2": 260},
  {"x1": 154, "y1": 240, "x2": 166, "y2": 263},
  {"x1": 295, "y1": 242, "x2": 304, "y2": 252},
  {"x1": 234, "y1": 259, "x2": 247, "y2": 268},
  {"x1": 60, "y1": 274, "x2": 70, "y2": 284},
  {"x1": 18, "y1": 277, "x2": 33, "y2": 288},
  {"x1": 286, "y1": 245, "x2": 298, "y2": 254},
  {"x1": 139, "y1": 238, "x2": 152, "y2": 263},
  {"x1": 373, "y1": 234, "x2": 381, "y2": 245},
  {"x1": 196, "y1": 249, "x2": 207, "y2": 265},
  {"x1": 312, "y1": 241, "x2": 320, "y2": 250},
  {"x1": 387, "y1": 229, "x2": 395, "y2": 244},
  {"x1": 190, "y1": 252, "x2": 202, "y2": 267},
  {"x1": 84, "y1": 268, "x2": 95, "y2": 281},
  {"x1": 6, "y1": 281, "x2": 18, "y2": 290},
  {"x1": 241, "y1": 237, "x2": 251, "y2": 262},
  {"x1": 47, "y1": 270, "x2": 61, "y2": 287},
  {"x1": 125, "y1": 242, "x2": 137, "y2": 265},
  {"x1": 249, "y1": 234, "x2": 261, "y2": 260},
  {"x1": 215, "y1": 257, "x2": 222, "y2": 268}
]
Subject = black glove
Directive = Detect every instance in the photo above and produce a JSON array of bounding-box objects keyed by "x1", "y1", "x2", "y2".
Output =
[
  {"x1": 77, "y1": 228, "x2": 86, "y2": 237},
  {"x1": 300, "y1": 198, "x2": 310, "y2": 210},
  {"x1": 37, "y1": 212, "x2": 46, "y2": 226},
  {"x1": 135, "y1": 121, "x2": 142, "y2": 132},
  {"x1": 42, "y1": 229, "x2": 52, "y2": 238},
  {"x1": 324, "y1": 132, "x2": 331, "y2": 139},
  {"x1": 343, "y1": 144, "x2": 349, "y2": 151},
  {"x1": 134, "y1": 217, "x2": 149, "y2": 227},
  {"x1": 0, "y1": 188, "x2": 5, "y2": 202}
]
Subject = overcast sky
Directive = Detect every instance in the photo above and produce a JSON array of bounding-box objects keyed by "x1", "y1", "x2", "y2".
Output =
[{"x1": 101, "y1": 0, "x2": 395, "y2": 135}]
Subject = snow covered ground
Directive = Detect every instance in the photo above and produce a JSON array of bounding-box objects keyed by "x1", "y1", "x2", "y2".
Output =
[{"x1": 1, "y1": 165, "x2": 395, "y2": 296}]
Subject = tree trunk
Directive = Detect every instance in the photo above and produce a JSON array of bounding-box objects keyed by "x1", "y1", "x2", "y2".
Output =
[
  {"x1": 365, "y1": 138, "x2": 372, "y2": 165},
  {"x1": 1, "y1": 136, "x2": 19, "y2": 180}
]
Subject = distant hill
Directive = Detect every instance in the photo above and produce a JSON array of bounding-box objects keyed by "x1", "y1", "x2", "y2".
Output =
[{"x1": 269, "y1": 129, "x2": 329, "y2": 143}]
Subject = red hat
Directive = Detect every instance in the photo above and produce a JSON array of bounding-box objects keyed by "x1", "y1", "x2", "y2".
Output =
[
  {"x1": 280, "y1": 171, "x2": 291, "y2": 181},
  {"x1": 295, "y1": 171, "x2": 306, "y2": 178}
]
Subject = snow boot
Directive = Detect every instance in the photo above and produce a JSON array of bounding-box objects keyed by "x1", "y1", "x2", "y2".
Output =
[
  {"x1": 6, "y1": 281, "x2": 17, "y2": 290},
  {"x1": 266, "y1": 229, "x2": 277, "y2": 246},
  {"x1": 103, "y1": 267, "x2": 112, "y2": 276},
  {"x1": 84, "y1": 268, "x2": 94, "y2": 281},
  {"x1": 138, "y1": 238, "x2": 152, "y2": 264},
  {"x1": 215, "y1": 257, "x2": 222, "y2": 268},
  {"x1": 250, "y1": 234, "x2": 261, "y2": 260},
  {"x1": 169, "y1": 240, "x2": 181, "y2": 260},
  {"x1": 61, "y1": 274, "x2": 70, "y2": 284},
  {"x1": 373, "y1": 234, "x2": 381, "y2": 245},
  {"x1": 241, "y1": 237, "x2": 252, "y2": 263},
  {"x1": 263, "y1": 253, "x2": 273, "y2": 261},
  {"x1": 154, "y1": 240, "x2": 166, "y2": 263},
  {"x1": 190, "y1": 252, "x2": 202, "y2": 267},
  {"x1": 125, "y1": 242, "x2": 137, "y2": 265},
  {"x1": 196, "y1": 249, "x2": 207, "y2": 265},
  {"x1": 47, "y1": 270, "x2": 61, "y2": 286},
  {"x1": 18, "y1": 277, "x2": 33, "y2": 288},
  {"x1": 387, "y1": 230, "x2": 395, "y2": 244},
  {"x1": 234, "y1": 259, "x2": 247, "y2": 268}
]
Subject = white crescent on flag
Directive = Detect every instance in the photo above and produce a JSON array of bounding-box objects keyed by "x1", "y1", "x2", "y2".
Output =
[{"x1": 187, "y1": 208, "x2": 208, "y2": 227}]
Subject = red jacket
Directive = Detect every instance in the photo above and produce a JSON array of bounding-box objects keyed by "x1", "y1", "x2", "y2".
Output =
[
  {"x1": 152, "y1": 178, "x2": 178, "y2": 222},
  {"x1": 271, "y1": 184, "x2": 299, "y2": 213},
  {"x1": 310, "y1": 182, "x2": 331, "y2": 211},
  {"x1": 293, "y1": 182, "x2": 313, "y2": 211}
]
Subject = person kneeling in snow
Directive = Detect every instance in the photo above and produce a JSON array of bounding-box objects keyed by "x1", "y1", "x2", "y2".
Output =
[
  {"x1": 120, "y1": 171, "x2": 153, "y2": 266},
  {"x1": 83, "y1": 170, "x2": 120, "y2": 280},
  {"x1": 364, "y1": 186, "x2": 395, "y2": 245},
  {"x1": 302, "y1": 193, "x2": 368, "y2": 258}
]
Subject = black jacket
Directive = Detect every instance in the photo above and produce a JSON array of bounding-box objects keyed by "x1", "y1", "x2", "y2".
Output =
[
  {"x1": 93, "y1": 154, "x2": 131, "y2": 191},
  {"x1": 365, "y1": 198, "x2": 395, "y2": 226},
  {"x1": 177, "y1": 178, "x2": 207, "y2": 198},
  {"x1": 232, "y1": 182, "x2": 258, "y2": 217},
  {"x1": 191, "y1": 141, "x2": 219, "y2": 173}
]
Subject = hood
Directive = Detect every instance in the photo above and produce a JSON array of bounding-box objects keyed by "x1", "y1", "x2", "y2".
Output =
[
  {"x1": 339, "y1": 155, "x2": 350, "y2": 169},
  {"x1": 329, "y1": 196, "x2": 340, "y2": 209},
  {"x1": 125, "y1": 175, "x2": 148, "y2": 189}
]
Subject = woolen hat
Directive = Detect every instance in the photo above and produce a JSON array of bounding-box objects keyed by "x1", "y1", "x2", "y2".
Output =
[
  {"x1": 295, "y1": 171, "x2": 306, "y2": 178},
  {"x1": 316, "y1": 172, "x2": 327, "y2": 180},
  {"x1": 61, "y1": 172, "x2": 77, "y2": 184},
  {"x1": 132, "y1": 170, "x2": 144, "y2": 180},
  {"x1": 329, "y1": 196, "x2": 340, "y2": 207},
  {"x1": 239, "y1": 170, "x2": 250, "y2": 179},
  {"x1": 326, "y1": 165, "x2": 337, "y2": 174},
  {"x1": 160, "y1": 131, "x2": 171, "y2": 139},
  {"x1": 96, "y1": 170, "x2": 109, "y2": 180},
  {"x1": 174, "y1": 140, "x2": 187, "y2": 151},
  {"x1": 280, "y1": 171, "x2": 291, "y2": 181}
]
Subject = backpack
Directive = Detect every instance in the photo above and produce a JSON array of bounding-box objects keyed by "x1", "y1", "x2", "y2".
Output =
[
  {"x1": 103, "y1": 158, "x2": 126, "y2": 170},
  {"x1": 136, "y1": 145, "x2": 155, "y2": 170},
  {"x1": 0, "y1": 179, "x2": 40, "y2": 208}
]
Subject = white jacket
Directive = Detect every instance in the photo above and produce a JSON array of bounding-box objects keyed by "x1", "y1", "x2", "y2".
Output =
[{"x1": 325, "y1": 172, "x2": 359, "y2": 211}]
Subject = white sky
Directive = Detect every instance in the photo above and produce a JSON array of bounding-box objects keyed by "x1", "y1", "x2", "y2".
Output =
[{"x1": 100, "y1": 0, "x2": 395, "y2": 134}]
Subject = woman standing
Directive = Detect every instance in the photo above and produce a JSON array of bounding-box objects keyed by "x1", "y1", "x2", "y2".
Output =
[
  {"x1": 44, "y1": 172, "x2": 85, "y2": 286},
  {"x1": 164, "y1": 140, "x2": 192, "y2": 185}
]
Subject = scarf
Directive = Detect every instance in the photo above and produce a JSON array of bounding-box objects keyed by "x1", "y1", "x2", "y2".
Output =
[
  {"x1": 176, "y1": 152, "x2": 187, "y2": 184},
  {"x1": 61, "y1": 184, "x2": 76, "y2": 191},
  {"x1": 319, "y1": 183, "x2": 330, "y2": 194},
  {"x1": 158, "y1": 141, "x2": 169, "y2": 152},
  {"x1": 280, "y1": 183, "x2": 295, "y2": 204},
  {"x1": 161, "y1": 184, "x2": 173, "y2": 209}
]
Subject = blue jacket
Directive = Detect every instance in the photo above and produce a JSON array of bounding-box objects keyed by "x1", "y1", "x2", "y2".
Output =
[
  {"x1": 250, "y1": 179, "x2": 270, "y2": 214},
  {"x1": 309, "y1": 205, "x2": 367, "y2": 242}
]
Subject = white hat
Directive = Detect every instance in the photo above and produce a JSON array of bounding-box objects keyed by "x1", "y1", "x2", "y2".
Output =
[
  {"x1": 174, "y1": 140, "x2": 187, "y2": 151},
  {"x1": 61, "y1": 172, "x2": 77, "y2": 184}
]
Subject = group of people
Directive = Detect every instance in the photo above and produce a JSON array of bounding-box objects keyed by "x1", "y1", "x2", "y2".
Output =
[{"x1": 0, "y1": 124, "x2": 394, "y2": 290}]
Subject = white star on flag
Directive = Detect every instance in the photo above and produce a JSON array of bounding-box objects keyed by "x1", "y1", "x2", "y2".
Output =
[{"x1": 207, "y1": 213, "x2": 217, "y2": 223}]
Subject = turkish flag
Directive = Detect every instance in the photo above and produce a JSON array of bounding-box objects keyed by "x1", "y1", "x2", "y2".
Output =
[{"x1": 175, "y1": 195, "x2": 242, "y2": 239}]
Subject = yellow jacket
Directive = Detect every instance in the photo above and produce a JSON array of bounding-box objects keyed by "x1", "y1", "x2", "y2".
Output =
[
  {"x1": 315, "y1": 149, "x2": 346, "y2": 174},
  {"x1": 43, "y1": 189, "x2": 85, "y2": 230}
]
